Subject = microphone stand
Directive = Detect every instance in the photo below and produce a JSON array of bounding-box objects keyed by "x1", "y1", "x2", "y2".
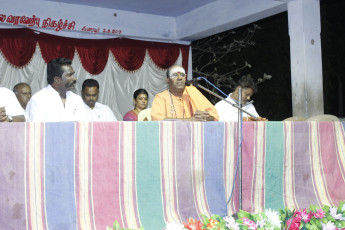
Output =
[
  {"x1": 238, "y1": 88, "x2": 242, "y2": 211},
  {"x1": 193, "y1": 84, "x2": 259, "y2": 120},
  {"x1": 193, "y1": 83, "x2": 253, "y2": 212}
]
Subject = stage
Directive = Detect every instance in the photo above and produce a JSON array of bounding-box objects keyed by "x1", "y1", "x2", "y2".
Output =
[{"x1": 1, "y1": 121, "x2": 344, "y2": 229}]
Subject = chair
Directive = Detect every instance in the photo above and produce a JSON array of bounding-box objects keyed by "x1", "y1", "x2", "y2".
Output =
[
  {"x1": 283, "y1": 116, "x2": 306, "y2": 121},
  {"x1": 306, "y1": 114, "x2": 340, "y2": 121},
  {"x1": 138, "y1": 108, "x2": 151, "y2": 121}
]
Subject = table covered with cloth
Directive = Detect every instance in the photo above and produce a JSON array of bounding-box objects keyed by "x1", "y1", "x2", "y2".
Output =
[{"x1": 0, "y1": 121, "x2": 345, "y2": 230}]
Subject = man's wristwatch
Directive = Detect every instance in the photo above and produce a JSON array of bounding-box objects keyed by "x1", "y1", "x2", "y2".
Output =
[{"x1": 7, "y1": 115, "x2": 13, "y2": 122}]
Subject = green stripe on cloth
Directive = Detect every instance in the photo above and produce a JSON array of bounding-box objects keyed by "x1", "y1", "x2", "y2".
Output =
[
  {"x1": 136, "y1": 122, "x2": 166, "y2": 229},
  {"x1": 265, "y1": 122, "x2": 285, "y2": 210}
]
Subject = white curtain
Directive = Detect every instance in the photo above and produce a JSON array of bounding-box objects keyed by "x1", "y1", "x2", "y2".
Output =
[{"x1": 0, "y1": 45, "x2": 183, "y2": 120}]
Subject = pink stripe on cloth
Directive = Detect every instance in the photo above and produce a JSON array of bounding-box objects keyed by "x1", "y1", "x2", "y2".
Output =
[
  {"x1": 241, "y1": 122, "x2": 256, "y2": 212},
  {"x1": 251, "y1": 122, "x2": 266, "y2": 213},
  {"x1": 224, "y1": 122, "x2": 239, "y2": 214},
  {"x1": 160, "y1": 122, "x2": 180, "y2": 223},
  {"x1": 26, "y1": 122, "x2": 47, "y2": 230},
  {"x1": 318, "y1": 122, "x2": 345, "y2": 205},
  {"x1": 309, "y1": 122, "x2": 332, "y2": 206},
  {"x1": 75, "y1": 122, "x2": 93, "y2": 230},
  {"x1": 0, "y1": 123, "x2": 27, "y2": 230},
  {"x1": 91, "y1": 122, "x2": 122, "y2": 230},
  {"x1": 120, "y1": 122, "x2": 140, "y2": 229}
]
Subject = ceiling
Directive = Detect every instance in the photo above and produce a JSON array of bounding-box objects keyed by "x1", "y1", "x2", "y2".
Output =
[{"x1": 46, "y1": 0, "x2": 218, "y2": 17}]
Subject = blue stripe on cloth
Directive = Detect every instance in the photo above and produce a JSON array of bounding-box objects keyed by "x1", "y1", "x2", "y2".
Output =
[
  {"x1": 203, "y1": 122, "x2": 227, "y2": 216},
  {"x1": 265, "y1": 122, "x2": 285, "y2": 210},
  {"x1": 136, "y1": 122, "x2": 165, "y2": 229},
  {"x1": 44, "y1": 122, "x2": 77, "y2": 230}
]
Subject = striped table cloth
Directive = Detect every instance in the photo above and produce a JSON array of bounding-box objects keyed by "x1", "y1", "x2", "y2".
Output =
[{"x1": 0, "y1": 121, "x2": 344, "y2": 230}]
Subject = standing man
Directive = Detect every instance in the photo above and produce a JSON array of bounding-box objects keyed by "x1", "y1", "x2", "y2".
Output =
[
  {"x1": 13, "y1": 83, "x2": 32, "y2": 110},
  {"x1": 215, "y1": 75, "x2": 267, "y2": 121},
  {"x1": 81, "y1": 79, "x2": 117, "y2": 121},
  {"x1": 0, "y1": 87, "x2": 25, "y2": 122},
  {"x1": 26, "y1": 58, "x2": 87, "y2": 122},
  {"x1": 151, "y1": 64, "x2": 218, "y2": 121}
]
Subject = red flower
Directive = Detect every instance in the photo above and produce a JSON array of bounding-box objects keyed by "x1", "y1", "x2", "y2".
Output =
[
  {"x1": 299, "y1": 209, "x2": 312, "y2": 223},
  {"x1": 242, "y1": 217, "x2": 257, "y2": 230},
  {"x1": 184, "y1": 218, "x2": 204, "y2": 230},
  {"x1": 313, "y1": 209, "x2": 325, "y2": 219},
  {"x1": 206, "y1": 219, "x2": 219, "y2": 229},
  {"x1": 286, "y1": 212, "x2": 302, "y2": 230}
]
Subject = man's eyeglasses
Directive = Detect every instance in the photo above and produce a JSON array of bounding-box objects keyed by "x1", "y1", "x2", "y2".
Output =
[{"x1": 170, "y1": 72, "x2": 186, "y2": 78}]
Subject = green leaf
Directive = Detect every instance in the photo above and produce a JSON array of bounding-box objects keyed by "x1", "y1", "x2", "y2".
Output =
[
  {"x1": 237, "y1": 210, "x2": 250, "y2": 219},
  {"x1": 322, "y1": 205, "x2": 330, "y2": 213},
  {"x1": 338, "y1": 201, "x2": 345, "y2": 213},
  {"x1": 202, "y1": 217, "x2": 209, "y2": 226},
  {"x1": 113, "y1": 221, "x2": 121, "y2": 230}
]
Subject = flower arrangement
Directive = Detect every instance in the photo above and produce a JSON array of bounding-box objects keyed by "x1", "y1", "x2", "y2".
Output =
[{"x1": 107, "y1": 201, "x2": 345, "y2": 230}]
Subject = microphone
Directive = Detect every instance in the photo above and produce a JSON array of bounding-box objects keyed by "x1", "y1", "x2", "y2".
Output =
[{"x1": 185, "y1": 77, "x2": 201, "y2": 86}]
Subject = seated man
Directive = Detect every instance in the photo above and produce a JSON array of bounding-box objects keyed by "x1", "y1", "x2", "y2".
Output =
[
  {"x1": 13, "y1": 82, "x2": 32, "y2": 119},
  {"x1": 81, "y1": 79, "x2": 117, "y2": 121},
  {"x1": 215, "y1": 75, "x2": 267, "y2": 121},
  {"x1": 13, "y1": 83, "x2": 32, "y2": 110},
  {"x1": 26, "y1": 58, "x2": 87, "y2": 122},
  {"x1": 151, "y1": 64, "x2": 218, "y2": 121},
  {"x1": 0, "y1": 87, "x2": 26, "y2": 122}
]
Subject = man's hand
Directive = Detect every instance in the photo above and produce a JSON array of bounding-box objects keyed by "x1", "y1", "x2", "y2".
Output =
[
  {"x1": 0, "y1": 107, "x2": 8, "y2": 122},
  {"x1": 192, "y1": 110, "x2": 214, "y2": 121},
  {"x1": 243, "y1": 116, "x2": 268, "y2": 121},
  {"x1": 257, "y1": 116, "x2": 268, "y2": 121},
  {"x1": 0, "y1": 107, "x2": 25, "y2": 122}
]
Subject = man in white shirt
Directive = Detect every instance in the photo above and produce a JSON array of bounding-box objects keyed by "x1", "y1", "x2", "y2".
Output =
[
  {"x1": 13, "y1": 82, "x2": 32, "y2": 119},
  {"x1": 0, "y1": 87, "x2": 25, "y2": 122},
  {"x1": 81, "y1": 79, "x2": 117, "y2": 121},
  {"x1": 26, "y1": 58, "x2": 87, "y2": 122},
  {"x1": 215, "y1": 75, "x2": 267, "y2": 121},
  {"x1": 13, "y1": 83, "x2": 32, "y2": 110}
]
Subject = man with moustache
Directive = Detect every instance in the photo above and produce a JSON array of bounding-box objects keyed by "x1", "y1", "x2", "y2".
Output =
[
  {"x1": 81, "y1": 79, "x2": 117, "y2": 121},
  {"x1": 26, "y1": 58, "x2": 87, "y2": 122},
  {"x1": 151, "y1": 64, "x2": 218, "y2": 121}
]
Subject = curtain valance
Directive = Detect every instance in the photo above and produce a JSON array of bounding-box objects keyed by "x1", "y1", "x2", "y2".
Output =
[{"x1": 0, "y1": 28, "x2": 189, "y2": 74}]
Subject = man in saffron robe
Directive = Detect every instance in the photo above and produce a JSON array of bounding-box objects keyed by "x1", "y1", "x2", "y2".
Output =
[{"x1": 151, "y1": 64, "x2": 218, "y2": 121}]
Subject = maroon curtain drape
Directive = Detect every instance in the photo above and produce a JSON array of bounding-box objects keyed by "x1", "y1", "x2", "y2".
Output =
[
  {"x1": 110, "y1": 47, "x2": 146, "y2": 71},
  {"x1": 0, "y1": 38, "x2": 36, "y2": 67},
  {"x1": 38, "y1": 42, "x2": 75, "y2": 63},
  {"x1": 147, "y1": 47, "x2": 180, "y2": 69},
  {"x1": 0, "y1": 28, "x2": 190, "y2": 74},
  {"x1": 181, "y1": 46, "x2": 189, "y2": 75},
  {"x1": 76, "y1": 47, "x2": 109, "y2": 75}
]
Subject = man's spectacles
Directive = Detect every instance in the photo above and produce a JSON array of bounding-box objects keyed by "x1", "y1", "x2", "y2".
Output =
[{"x1": 170, "y1": 72, "x2": 186, "y2": 78}]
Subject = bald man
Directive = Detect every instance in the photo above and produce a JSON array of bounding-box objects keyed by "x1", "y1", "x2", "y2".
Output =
[{"x1": 13, "y1": 83, "x2": 32, "y2": 110}]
